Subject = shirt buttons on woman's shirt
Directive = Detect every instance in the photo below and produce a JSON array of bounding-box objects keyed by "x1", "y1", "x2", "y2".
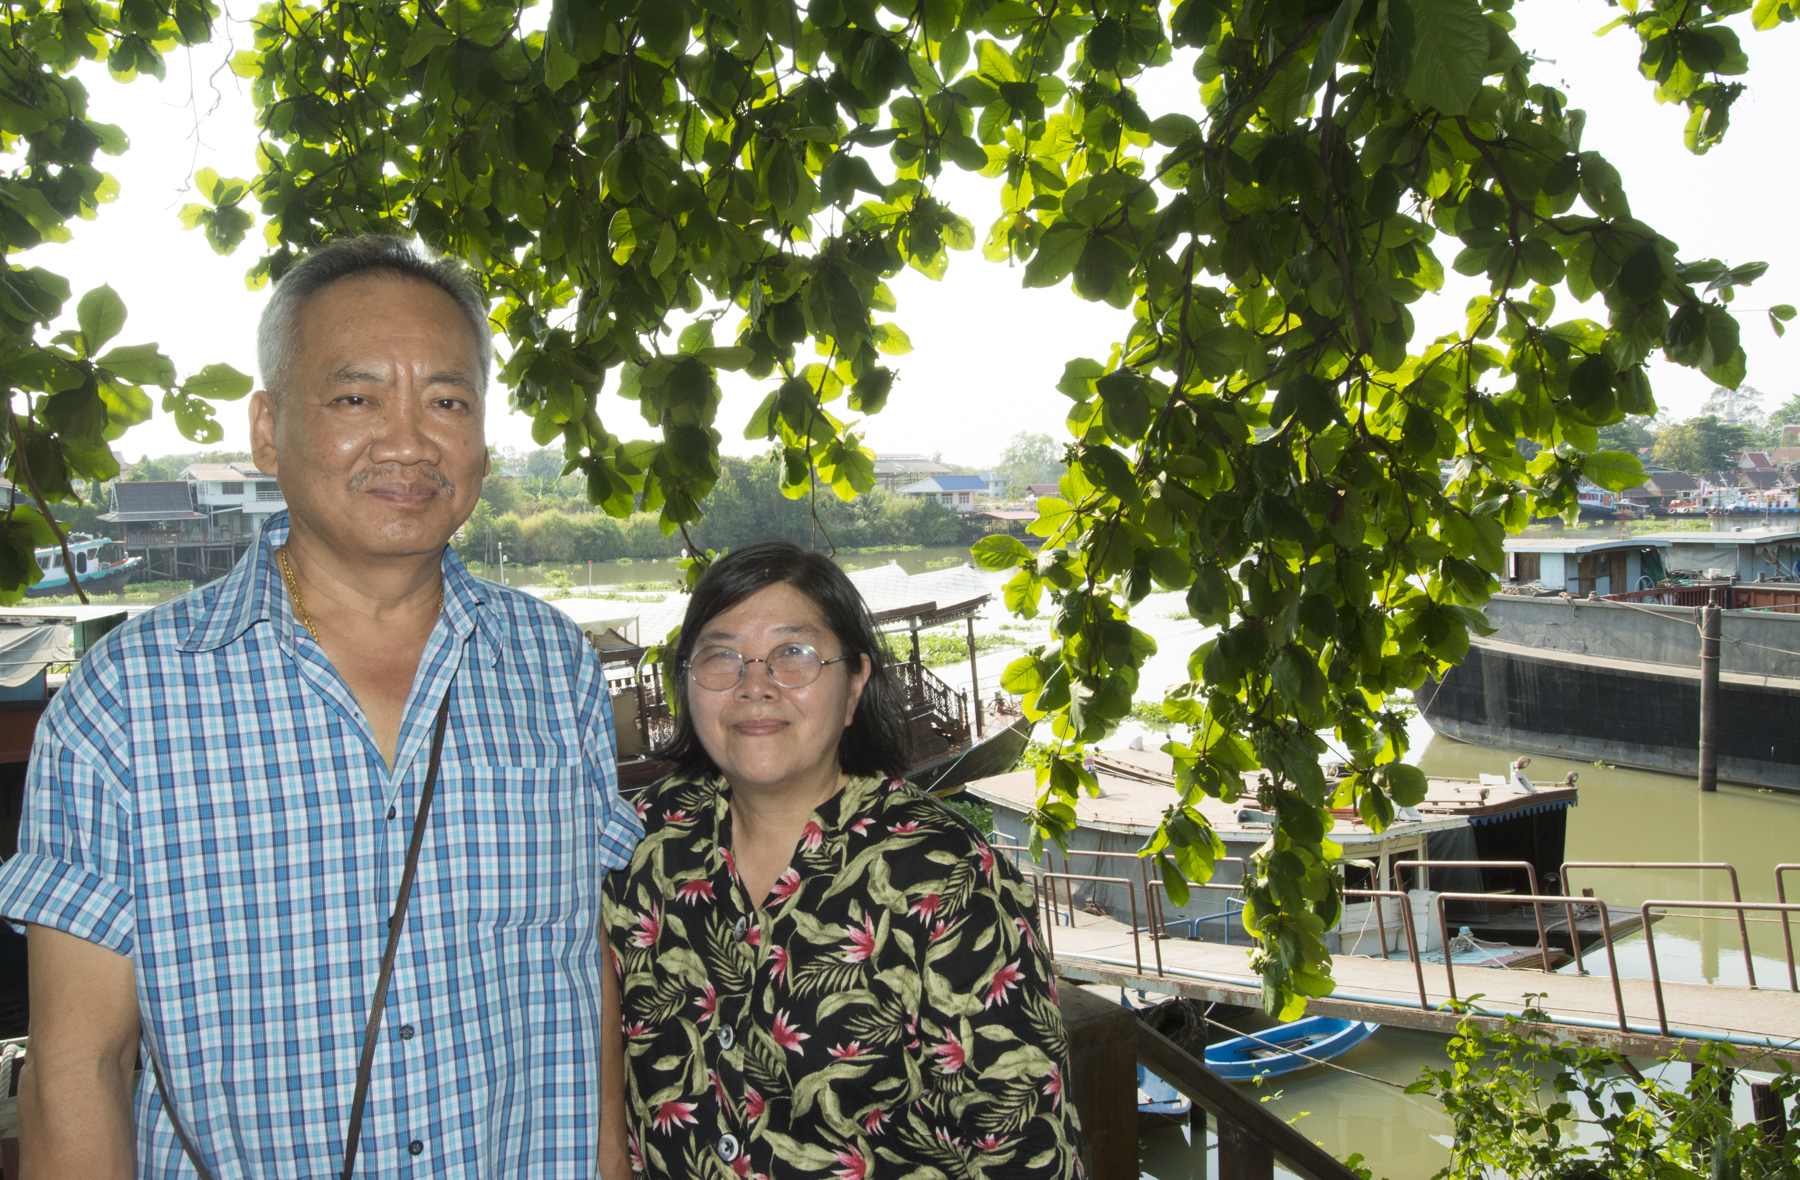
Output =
[
  {"x1": 732, "y1": 916, "x2": 749, "y2": 941},
  {"x1": 716, "y1": 1134, "x2": 741, "y2": 1163},
  {"x1": 409, "y1": 1140, "x2": 424, "y2": 1157},
  {"x1": 716, "y1": 1025, "x2": 735, "y2": 1051},
  {"x1": 399, "y1": 1024, "x2": 415, "y2": 1041}
]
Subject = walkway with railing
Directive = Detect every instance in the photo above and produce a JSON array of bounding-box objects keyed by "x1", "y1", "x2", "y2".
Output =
[{"x1": 1005, "y1": 850, "x2": 1800, "y2": 1066}]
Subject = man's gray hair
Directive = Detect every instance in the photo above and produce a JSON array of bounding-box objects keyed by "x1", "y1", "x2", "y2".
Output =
[{"x1": 256, "y1": 235, "x2": 493, "y2": 400}]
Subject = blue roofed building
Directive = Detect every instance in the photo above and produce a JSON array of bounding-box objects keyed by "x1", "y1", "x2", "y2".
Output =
[{"x1": 897, "y1": 474, "x2": 999, "y2": 513}]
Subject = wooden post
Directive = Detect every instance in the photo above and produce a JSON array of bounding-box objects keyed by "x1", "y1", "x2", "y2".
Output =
[
  {"x1": 1699, "y1": 600, "x2": 1721, "y2": 793},
  {"x1": 1219, "y1": 1118, "x2": 1275, "y2": 1180},
  {"x1": 1058, "y1": 983, "x2": 1138, "y2": 1180},
  {"x1": 966, "y1": 615, "x2": 984, "y2": 737},
  {"x1": 1751, "y1": 1080, "x2": 1788, "y2": 1145}
]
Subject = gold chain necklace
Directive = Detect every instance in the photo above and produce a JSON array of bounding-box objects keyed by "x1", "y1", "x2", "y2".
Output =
[{"x1": 277, "y1": 547, "x2": 441, "y2": 641}]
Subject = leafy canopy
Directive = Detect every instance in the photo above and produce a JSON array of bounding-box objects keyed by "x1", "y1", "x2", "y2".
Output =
[{"x1": 2, "y1": 0, "x2": 1795, "y2": 1012}]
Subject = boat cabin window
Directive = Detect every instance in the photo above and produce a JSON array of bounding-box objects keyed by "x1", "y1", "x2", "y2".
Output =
[{"x1": 1510, "y1": 552, "x2": 1541, "y2": 582}]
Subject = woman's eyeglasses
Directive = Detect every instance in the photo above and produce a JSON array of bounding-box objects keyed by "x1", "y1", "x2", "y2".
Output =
[{"x1": 687, "y1": 642, "x2": 851, "y2": 691}]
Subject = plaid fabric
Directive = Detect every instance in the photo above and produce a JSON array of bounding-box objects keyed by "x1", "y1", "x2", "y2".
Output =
[{"x1": 0, "y1": 513, "x2": 642, "y2": 1178}]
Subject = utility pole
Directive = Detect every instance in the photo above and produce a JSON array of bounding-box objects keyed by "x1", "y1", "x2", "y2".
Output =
[{"x1": 1698, "y1": 597, "x2": 1721, "y2": 792}]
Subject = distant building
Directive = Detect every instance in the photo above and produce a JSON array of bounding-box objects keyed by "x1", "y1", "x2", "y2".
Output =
[
  {"x1": 1621, "y1": 472, "x2": 1698, "y2": 510},
  {"x1": 1025, "y1": 483, "x2": 1061, "y2": 500},
  {"x1": 872, "y1": 453, "x2": 951, "y2": 493},
  {"x1": 181, "y1": 462, "x2": 287, "y2": 535},
  {"x1": 898, "y1": 474, "x2": 996, "y2": 513},
  {"x1": 98, "y1": 481, "x2": 207, "y2": 531}
]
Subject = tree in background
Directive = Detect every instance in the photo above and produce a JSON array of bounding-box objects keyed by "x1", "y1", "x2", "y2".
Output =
[
  {"x1": 1652, "y1": 415, "x2": 1755, "y2": 475},
  {"x1": 1760, "y1": 392, "x2": 1800, "y2": 447},
  {"x1": 1595, "y1": 416, "x2": 1658, "y2": 456},
  {"x1": 6, "y1": 0, "x2": 1798, "y2": 1016},
  {"x1": 995, "y1": 431, "x2": 1068, "y2": 496}
]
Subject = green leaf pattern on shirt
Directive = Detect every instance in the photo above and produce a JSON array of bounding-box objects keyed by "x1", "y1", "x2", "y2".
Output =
[{"x1": 602, "y1": 772, "x2": 1082, "y2": 1179}]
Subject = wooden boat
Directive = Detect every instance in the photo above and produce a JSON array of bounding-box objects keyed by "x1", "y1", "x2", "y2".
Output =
[
  {"x1": 26, "y1": 534, "x2": 144, "y2": 598},
  {"x1": 1204, "y1": 1017, "x2": 1380, "y2": 1082}
]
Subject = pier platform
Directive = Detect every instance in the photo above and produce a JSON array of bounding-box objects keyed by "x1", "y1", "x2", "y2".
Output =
[{"x1": 1046, "y1": 915, "x2": 1800, "y2": 1067}]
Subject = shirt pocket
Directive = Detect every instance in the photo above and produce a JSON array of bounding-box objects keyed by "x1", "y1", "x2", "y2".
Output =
[{"x1": 438, "y1": 765, "x2": 591, "y2": 929}]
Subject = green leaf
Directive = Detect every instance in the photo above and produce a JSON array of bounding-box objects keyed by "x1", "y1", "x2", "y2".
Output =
[
  {"x1": 96, "y1": 343, "x2": 177, "y2": 388},
  {"x1": 180, "y1": 362, "x2": 255, "y2": 401},
  {"x1": 1402, "y1": 0, "x2": 1489, "y2": 117},
  {"x1": 1022, "y1": 224, "x2": 1087, "y2": 289},
  {"x1": 1307, "y1": 0, "x2": 1366, "y2": 96},
  {"x1": 1580, "y1": 450, "x2": 1646, "y2": 493},
  {"x1": 971, "y1": 534, "x2": 1032, "y2": 571},
  {"x1": 76, "y1": 285, "x2": 127, "y2": 354}
]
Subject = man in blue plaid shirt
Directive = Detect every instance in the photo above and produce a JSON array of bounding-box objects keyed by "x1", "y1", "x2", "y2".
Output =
[{"x1": 0, "y1": 236, "x2": 643, "y2": 1177}]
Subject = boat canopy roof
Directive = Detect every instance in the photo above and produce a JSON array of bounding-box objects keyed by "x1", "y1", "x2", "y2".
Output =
[
  {"x1": 548, "y1": 560, "x2": 995, "y2": 655},
  {"x1": 1633, "y1": 528, "x2": 1800, "y2": 545},
  {"x1": 1503, "y1": 536, "x2": 1671, "y2": 554}
]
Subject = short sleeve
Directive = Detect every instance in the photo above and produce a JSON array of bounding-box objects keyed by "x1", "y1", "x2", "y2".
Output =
[{"x1": 0, "y1": 708, "x2": 137, "y2": 953}]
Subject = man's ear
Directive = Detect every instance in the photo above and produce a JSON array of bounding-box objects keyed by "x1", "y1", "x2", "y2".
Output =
[{"x1": 249, "y1": 390, "x2": 280, "y2": 476}]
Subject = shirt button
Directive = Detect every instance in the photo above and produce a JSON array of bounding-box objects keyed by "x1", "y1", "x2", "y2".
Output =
[
  {"x1": 387, "y1": 806, "x2": 397, "y2": 820},
  {"x1": 399, "y1": 1024, "x2": 415, "y2": 1041},
  {"x1": 717, "y1": 1025, "x2": 735, "y2": 1051},
  {"x1": 732, "y1": 916, "x2": 749, "y2": 941},
  {"x1": 408, "y1": 1140, "x2": 424, "y2": 1156},
  {"x1": 716, "y1": 1134, "x2": 741, "y2": 1163}
]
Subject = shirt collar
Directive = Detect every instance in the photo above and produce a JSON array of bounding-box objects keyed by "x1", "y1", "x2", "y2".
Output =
[
  {"x1": 179, "y1": 511, "x2": 505, "y2": 664},
  {"x1": 705, "y1": 772, "x2": 887, "y2": 877}
]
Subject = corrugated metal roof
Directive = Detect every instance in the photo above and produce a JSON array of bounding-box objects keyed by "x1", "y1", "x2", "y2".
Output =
[{"x1": 108, "y1": 481, "x2": 198, "y2": 518}]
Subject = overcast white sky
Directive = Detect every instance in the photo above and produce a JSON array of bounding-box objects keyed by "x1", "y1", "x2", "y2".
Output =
[{"x1": 17, "y1": 0, "x2": 1796, "y2": 469}]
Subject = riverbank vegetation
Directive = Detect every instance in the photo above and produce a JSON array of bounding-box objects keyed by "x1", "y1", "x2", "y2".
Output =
[
  {"x1": 1412, "y1": 1006, "x2": 1797, "y2": 1179},
  {"x1": 454, "y1": 450, "x2": 966, "y2": 565}
]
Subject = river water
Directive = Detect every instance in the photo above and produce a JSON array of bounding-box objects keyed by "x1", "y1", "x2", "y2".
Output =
[{"x1": 71, "y1": 546, "x2": 1800, "y2": 1177}]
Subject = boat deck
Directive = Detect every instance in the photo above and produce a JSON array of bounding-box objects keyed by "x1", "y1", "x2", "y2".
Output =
[{"x1": 1045, "y1": 913, "x2": 1800, "y2": 1066}]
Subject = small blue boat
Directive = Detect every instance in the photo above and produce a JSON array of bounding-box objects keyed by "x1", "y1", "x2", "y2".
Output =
[
  {"x1": 1137, "y1": 1063, "x2": 1191, "y2": 1126},
  {"x1": 1204, "y1": 1016, "x2": 1380, "y2": 1082}
]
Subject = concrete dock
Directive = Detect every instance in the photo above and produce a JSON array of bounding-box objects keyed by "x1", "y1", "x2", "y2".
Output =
[{"x1": 1045, "y1": 914, "x2": 1800, "y2": 1067}]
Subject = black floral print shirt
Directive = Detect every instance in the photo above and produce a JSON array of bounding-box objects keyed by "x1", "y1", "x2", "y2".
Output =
[{"x1": 601, "y1": 771, "x2": 1082, "y2": 1180}]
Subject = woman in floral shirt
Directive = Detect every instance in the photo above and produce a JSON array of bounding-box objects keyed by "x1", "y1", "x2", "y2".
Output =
[{"x1": 600, "y1": 540, "x2": 1081, "y2": 1179}]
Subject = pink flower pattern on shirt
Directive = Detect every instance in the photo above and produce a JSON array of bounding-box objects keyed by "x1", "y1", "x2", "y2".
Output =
[{"x1": 602, "y1": 773, "x2": 1080, "y2": 1180}]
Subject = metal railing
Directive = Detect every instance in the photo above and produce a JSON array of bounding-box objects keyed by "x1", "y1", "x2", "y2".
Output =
[
  {"x1": 1640, "y1": 901, "x2": 1800, "y2": 1034},
  {"x1": 1778, "y1": 864, "x2": 1800, "y2": 992},
  {"x1": 1563, "y1": 862, "x2": 1754, "y2": 984},
  {"x1": 1010, "y1": 844, "x2": 1800, "y2": 1054},
  {"x1": 1391, "y1": 858, "x2": 1541, "y2": 896},
  {"x1": 1034, "y1": 871, "x2": 1144, "y2": 975},
  {"x1": 1428, "y1": 891, "x2": 1615, "y2": 1010}
]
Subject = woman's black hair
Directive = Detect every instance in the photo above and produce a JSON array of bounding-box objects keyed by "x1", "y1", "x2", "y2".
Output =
[{"x1": 656, "y1": 539, "x2": 914, "y2": 780}]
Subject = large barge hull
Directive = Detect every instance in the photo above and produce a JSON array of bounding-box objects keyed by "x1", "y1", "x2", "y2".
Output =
[{"x1": 1423, "y1": 636, "x2": 1800, "y2": 793}]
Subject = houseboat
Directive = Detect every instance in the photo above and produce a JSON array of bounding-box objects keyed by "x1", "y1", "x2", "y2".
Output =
[
  {"x1": 1421, "y1": 589, "x2": 1800, "y2": 792},
  {"x1": 966, "y1": 748, "x2": 1622, "y2": 955},
  {"x1": 27, "y1": 534, "x2": 143, "y2": 598},
  {"x1": 1630, "y1": 526, "x2": 1800, "y2": 581},
  {"x1": 1500, "y1": 535, "x2": 1669, "y2": 596}
]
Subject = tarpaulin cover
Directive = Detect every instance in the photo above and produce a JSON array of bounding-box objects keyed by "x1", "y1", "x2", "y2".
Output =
[{"x1": 0, "y1": 622, "x2": 71, "y2": 686}]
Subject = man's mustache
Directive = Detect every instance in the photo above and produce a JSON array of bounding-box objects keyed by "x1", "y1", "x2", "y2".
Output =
[{"x1": 345, "y1": 464, "x2": 457, "y2": 497}]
